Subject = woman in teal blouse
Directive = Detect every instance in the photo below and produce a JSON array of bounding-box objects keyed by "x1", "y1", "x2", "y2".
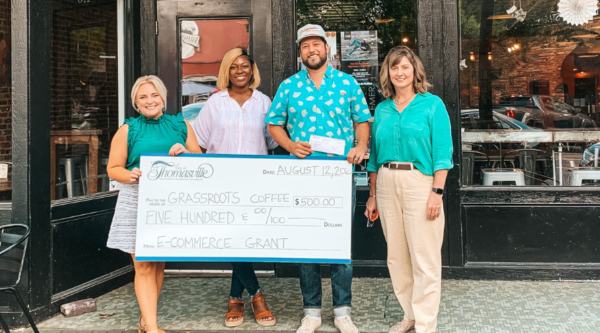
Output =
[
  {"x1": 106, "y1": 75, "x2": 201, "y2": 333},
  {"x1": 364, "y1": 46, "x2": 452, "y2": 333}
]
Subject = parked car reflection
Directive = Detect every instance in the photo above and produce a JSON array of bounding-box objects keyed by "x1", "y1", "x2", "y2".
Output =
[
  {"x1": 493, "y1": 95, "x2": 596, "y2": 129},
  {"x1": 181, "y1": 101, "x2": 206, "y2": 123},
  {"x1": 461, "y1": 109, "x2": 541, "y2": 132}
]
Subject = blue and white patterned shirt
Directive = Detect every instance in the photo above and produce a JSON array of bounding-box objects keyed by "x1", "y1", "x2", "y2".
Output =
[{"x1": 265, "y1": 65, "x2": 372, "y2": 157}]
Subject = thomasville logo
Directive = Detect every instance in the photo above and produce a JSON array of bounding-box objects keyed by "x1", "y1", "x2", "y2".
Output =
[{"x1": 147, "y1": 161, "x2": 214, "y2": 180}]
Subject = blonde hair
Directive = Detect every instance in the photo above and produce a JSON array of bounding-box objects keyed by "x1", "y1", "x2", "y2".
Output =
[
  {"x1": 216, "y1": 48, "x2": 261, "y2": 90},
  {"x1": 131, "y1": 75, "x2": 167, "y2": 111},
  {"x1": 379, "y1": 46, "x2": 432, "y2": 98}
]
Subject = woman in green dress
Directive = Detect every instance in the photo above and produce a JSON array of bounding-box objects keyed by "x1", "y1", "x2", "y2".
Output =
[{"x1": 106, "y1": 75, "x2": 202, "y2": 333}]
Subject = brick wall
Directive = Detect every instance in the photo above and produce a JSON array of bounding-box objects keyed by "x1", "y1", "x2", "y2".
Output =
[
  {"x1": 0, "y1": 0, "x2": 11, "y2": 163},
  {"x1": 460, "y1": 19, "x2": 600, "y2": 110},
  {"x1": 461, "y1": 38, "x2": 578, "y2": 108}
]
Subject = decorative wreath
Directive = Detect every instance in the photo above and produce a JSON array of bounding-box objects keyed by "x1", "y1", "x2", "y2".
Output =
[{"x1": 558, "y1": 0, "x2": 599, "y2": 26}]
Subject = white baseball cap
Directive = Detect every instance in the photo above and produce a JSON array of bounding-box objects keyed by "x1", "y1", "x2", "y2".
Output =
[{"x1": 296, "y1": 24, "x2": 326, "y2": 44}]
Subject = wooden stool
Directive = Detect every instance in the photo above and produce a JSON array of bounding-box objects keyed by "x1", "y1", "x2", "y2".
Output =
[{"x1": 50, "y1": 130, "x2": 102, "y2": 200}]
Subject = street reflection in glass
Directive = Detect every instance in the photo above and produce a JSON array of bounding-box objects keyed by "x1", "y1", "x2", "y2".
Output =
[
  {"x1": 180, "y1": 19, "x2": 250, "y2": 123},
  {"x1": 460, "y1": 0, "x2": 600, "y2": 187}
]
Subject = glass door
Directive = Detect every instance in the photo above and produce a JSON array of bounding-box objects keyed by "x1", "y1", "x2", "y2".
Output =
[{"x1": 156, "y1": 0, "x2": 273, "y2": 273}]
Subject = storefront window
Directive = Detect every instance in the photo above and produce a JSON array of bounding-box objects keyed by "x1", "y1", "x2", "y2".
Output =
[
  {"x1": 0, "y1": 0, "x2": 11, "y2": 202},
  {"x1": 50, "y1": 0, "x2": 120, "y2": 200},
  {"x1": 460, "y1": 0, "x2": 600, "y2": 187}
]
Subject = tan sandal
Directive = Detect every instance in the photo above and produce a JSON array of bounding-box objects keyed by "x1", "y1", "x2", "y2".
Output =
[
  {"x1": 138, "y1": 316, "x2": 146, "y2": 333},
  {"x1": 138, "y1": 316, "x2": 165, "y2": 333},
  {"x1": 250, "y1": 291, "x2": 276, "y2": 327},
  {"x1": 225, "y1": 298, "x2": 245, "y2": 327},
  {"x1": 145, "y1": 329, "x2": 165, "y2": 333}
]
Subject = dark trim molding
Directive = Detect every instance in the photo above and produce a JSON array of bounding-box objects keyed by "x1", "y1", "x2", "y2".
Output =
[
  {"x1": 51, "y1": 265, "x2": 134, "y2": 303},
  {"x1": 140, "y1": 0, "x2": 156, "y2": 75},
  {"x1": 125, "y1": 0, "x2": 140, "y2": 119},
  {"x1": 443, "y1": 266, "x2": 600, "y2": 281},
  {"x1": 465, "y1": 262, "x2": 600, "y2": 269},
  {"x1": 417, "y1": 0, "x2": 462, "y2": 267},
  {"x1": 271, "y1": 0, "x2": 296, "y2": 99},
  {"x1": 12, "y1": 0, "x2": 52, "y2": 311}
]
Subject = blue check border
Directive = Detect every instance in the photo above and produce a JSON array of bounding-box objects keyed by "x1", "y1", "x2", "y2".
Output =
[
  {"x1": 141, "y1": 152, "x2": 347, "y2": 161},
  {"x1": 135, "y1": 257, "x2": 351, "y2": 263}
]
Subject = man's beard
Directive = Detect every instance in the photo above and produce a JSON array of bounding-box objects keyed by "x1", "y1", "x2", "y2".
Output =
[{"x1": 302, "y1": 53, "x2": 328, "y2": 70}]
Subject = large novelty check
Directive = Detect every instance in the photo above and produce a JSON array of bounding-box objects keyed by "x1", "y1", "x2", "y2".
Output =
[{"x1": 134, "y1": 153, "x2": 353, "y2": 263}]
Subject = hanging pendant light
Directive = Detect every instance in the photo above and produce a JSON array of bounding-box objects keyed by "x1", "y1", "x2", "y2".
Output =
[
  {"x1": 558, "y1": 0, "x2": 599, "y2": 26},
  {"x1": 507, "y1": 0, "x2": 528, "y2": 22}
]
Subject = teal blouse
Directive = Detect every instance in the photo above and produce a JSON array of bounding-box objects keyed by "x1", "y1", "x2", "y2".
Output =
[
  {"x1": 366, "y1": 93, "x2": 453, "y2": 176},
  {"x1": 125, "y1": 113, "x2": 188, "y2": 170}
]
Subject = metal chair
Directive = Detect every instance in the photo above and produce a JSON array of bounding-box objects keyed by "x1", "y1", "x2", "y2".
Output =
[
  {"x1": 499, "y1": 149, "x2": 546, "y2": 186},
  {"x1": 57, "y1": 157, "x2": 86, "y2": 198},
  {"x1": 82, "y1": 156, "x2": 110, "y2": 193},
  {"x1": 481, "y1": 168, "x2": 525, "y2": 186},
  {"x1": 569, "y1": 168, "x2": 600, "y2": 186},
  {"x1": 0, "y1": 224, "x2": 39, "y2": 333},
  {"x1": 462, "y1": 150, "x2": 490, "y2": 186}
]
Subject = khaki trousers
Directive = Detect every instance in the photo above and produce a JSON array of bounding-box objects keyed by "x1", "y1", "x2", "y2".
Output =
[{"x1": 376, "y1": 165, "x2": 444, "y2": 333}]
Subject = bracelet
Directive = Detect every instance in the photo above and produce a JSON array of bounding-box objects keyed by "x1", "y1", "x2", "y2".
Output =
[{"x1": 369, "y1": 195, "x2": 376, "y2": 198}]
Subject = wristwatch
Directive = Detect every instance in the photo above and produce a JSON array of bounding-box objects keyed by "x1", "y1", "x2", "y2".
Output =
[{"x1": 432, "y1": 187, "x2": 444, "y2": 195}]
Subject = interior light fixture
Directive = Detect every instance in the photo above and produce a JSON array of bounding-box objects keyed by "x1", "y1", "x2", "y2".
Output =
[
  {"x1": 573, "y1": 68, "x2": 578, "y2": 71},
  {"x1": 488, "y1": 52, "x2": 493, "y2": 61},
  {"x1": 469, "y1": 52, "x2": 475, "y2": 61},
  {"x1": 572, "y1": 34, "x2": 599, "y2": 38},
  {"x1": 578, "y1": 54, "x2": 599, "y2": 58},
  {"x1": 508, "y1": 47, "x2": 512, "y2": 52},
  {"x1": 402, "y1": 37, "x2": 408, "y2": 43},
  {"x1": 513, "y1": 43, "x2": 520, "y2": 50},
  {"x1": 488, "y1": 14, "x2": 512, "y2": 19},
  {"x1": 375, "y1": 19, "x2": 395, "y2": 23}
]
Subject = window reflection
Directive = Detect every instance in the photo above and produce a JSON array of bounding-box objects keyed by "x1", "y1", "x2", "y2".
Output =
[
  {"x1": 0, "y1": 0, "x2": 10, "y2": 201},
  {"x1": 51, "y1": 0, "x2": 119, "y2": 199},
  {"x1": 460, "y1": 0, "x2": 600, "y2": 187},
  {"x1": 180, "y1": 19, "x2": 250, "y2": 123}
]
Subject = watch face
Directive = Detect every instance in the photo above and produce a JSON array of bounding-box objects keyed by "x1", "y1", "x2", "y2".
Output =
[{"x1": 433, "y1": 188, "x2": 444, "y2": 194}]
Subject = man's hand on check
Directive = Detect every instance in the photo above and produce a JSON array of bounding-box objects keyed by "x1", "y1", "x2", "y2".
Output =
[
  {"x1": 347, "y1": 145, "x2": 367, "y2": 164},
  {"x1": 288, "y1": 141, "x2": 314, "y2": 158}
]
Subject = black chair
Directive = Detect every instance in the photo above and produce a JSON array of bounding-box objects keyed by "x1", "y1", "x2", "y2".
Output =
[
  {"x1": 0, "y1": 224, "x2": 39, "y2": 333},
  {"x1": 462, "y1": 150, "x2": 490, "y2": 186}
]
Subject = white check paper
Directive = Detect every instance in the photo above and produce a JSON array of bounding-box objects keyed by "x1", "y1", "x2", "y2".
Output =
[{"x1": 309, "y1": 135, "x2": 346, "y2": 156}]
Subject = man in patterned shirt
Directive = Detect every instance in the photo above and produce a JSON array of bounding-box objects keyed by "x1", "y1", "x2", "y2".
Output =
[{"x1": 266, "y1": 24, "x2": 371, "y2": 333}]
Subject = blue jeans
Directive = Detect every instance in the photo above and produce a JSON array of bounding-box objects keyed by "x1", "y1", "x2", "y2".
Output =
[
  {"x1": 229, "y1": 262, "x2": 260, "y2": 299},
  {"x1": 299, "y1": 262, "x2": 353, "y2": 308},
  {"x1": 299, "y1": 178, "x2": 356, "y2": 309}
]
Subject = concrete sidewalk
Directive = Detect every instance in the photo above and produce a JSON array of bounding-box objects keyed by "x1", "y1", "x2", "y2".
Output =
[{"x1": 35, "y1": 277, "x2": 599, "y2": 333}]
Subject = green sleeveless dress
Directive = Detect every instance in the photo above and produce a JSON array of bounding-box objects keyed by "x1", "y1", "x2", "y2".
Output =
[
  {"x1": 125, "y1": 113, "x2": 188, "y2": 170},
  {"x1": 107, "y1": 113, "x2": 188, "y2": 254}
]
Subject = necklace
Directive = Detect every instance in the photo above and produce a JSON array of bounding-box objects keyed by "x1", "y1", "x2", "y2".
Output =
[{"x1": 394, "y1": 93, "x2": 416, "y2": 106}]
